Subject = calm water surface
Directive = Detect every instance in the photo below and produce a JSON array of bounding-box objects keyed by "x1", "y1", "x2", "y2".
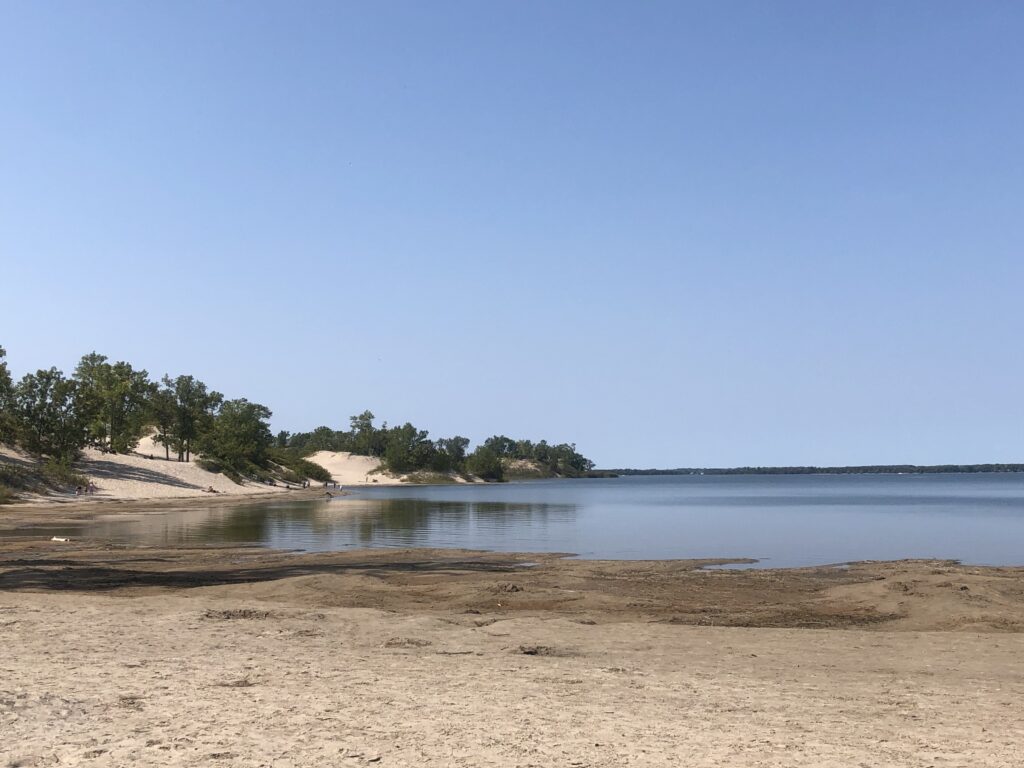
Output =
[{"x1": 38, "y1": 473, "x2": 1024, "y2": 567}]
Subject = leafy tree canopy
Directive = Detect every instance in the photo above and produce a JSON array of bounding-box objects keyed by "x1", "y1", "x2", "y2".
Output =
[
  {"x1": 197, "y1": 398, "x2": 273, "y2": 475},
  {"x1": 12, "y1": 368, "x2": 89, "y2": 462}
]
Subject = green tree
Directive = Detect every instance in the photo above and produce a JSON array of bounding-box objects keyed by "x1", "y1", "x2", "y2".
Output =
[
  {"x1": 483, "y1": 435, "x2": 516, "y2": 458},
  {"x1": 0, "y1": 346, "x2": 14, "y2": 442},
  {"x1": 12, "y1": 368, "x2": 89, "y2": 461},
  {"x1": 73, "y1": 353, "x2": 154, "y2": 453},
  {"x1": 198, "y1": 399, "x2": 273, "y2": 475},
  {"x1": 349, "y1": 410, "x2": 386, "y2": 457},
  {"x1": 465, "y1": 445, "x2": 504, "y2": 481},
  {"x1": 382, "y1": 422, "x2": 433, "y2": 473},
  {"x1": 148, "y1": 385, "x2": 178, "y2": 460},
  {"x1": 431, "y1": 436, "x2": 469, "y2": 472},
  {"x1": 161, "y1": 374, "x2": 223, "y2": 462}
]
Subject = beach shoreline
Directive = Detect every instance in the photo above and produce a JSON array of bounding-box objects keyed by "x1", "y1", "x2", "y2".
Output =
[
  {"x1": 2, "y1": 537, "x2": 1023, "y2": 766},
  {"x1": 4, "y1": 488, "x2": 1024, "y2": 766}
]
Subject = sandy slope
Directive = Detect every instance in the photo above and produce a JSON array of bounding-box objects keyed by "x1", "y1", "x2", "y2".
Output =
[
  {"x1": 2, "y1": 438, "x2": 409, "y2": 504},
  {"x1": 302, "y1": 450, "x2": 402, "y2": 486},
  {"x1": 1, "y1": 441, "x2": 285, "y2": 504}
]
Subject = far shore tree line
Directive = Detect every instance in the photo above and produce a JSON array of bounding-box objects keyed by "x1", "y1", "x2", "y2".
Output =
[{"x1": 0, "y1": 346, "x2": 594, "y2": 487}]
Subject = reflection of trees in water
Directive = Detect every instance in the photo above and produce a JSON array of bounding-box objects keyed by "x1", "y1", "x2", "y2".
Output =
[
  {"x1": 204, "y1": 500, "x2": 340, "y2": 542},
  {"x1": 93, "y1": 501, "x2": 329, "y2": 546},
  {"x1": 82, "y1": 497, "x2": 579, "y2": 549},
  {"x1": 347, "y1": 498, "x2": 578, "y2": 545}
]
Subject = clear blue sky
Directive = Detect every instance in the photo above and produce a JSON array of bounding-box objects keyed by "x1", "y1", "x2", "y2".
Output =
[{"x1": 2, "y1": 1, "x2": 1022, "y2": 468}]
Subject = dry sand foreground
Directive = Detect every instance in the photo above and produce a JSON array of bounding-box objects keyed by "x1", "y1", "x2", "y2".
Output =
[
  {"x1": 1, "y1": 542, "x2": 1023, "y2": 767},
  {"x1": 3, "y1": 590, "x2": 1022, "y2": 768}
]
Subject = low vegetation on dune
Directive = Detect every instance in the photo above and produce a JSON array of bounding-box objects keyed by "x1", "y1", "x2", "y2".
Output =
[{"x1": 0, "y1": 345, "x2": 594, "y2": 501}]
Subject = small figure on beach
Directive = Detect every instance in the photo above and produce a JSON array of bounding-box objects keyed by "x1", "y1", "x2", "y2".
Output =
[{"x1": 87, "y1": 481, "x2": 97, "y2": 494}]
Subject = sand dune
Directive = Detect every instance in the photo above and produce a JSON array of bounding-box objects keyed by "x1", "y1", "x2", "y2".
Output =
[
  {"x1": 302, "y1": 450, "x2": 402, "y2": 486},
  {"x1": 2, "y1": 440, "x2": 285, "y2": 504}
]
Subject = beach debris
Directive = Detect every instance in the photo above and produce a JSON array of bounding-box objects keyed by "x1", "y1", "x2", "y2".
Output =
[
  {"x1": 492, "y1": 582, "x2": 523, "y2": 593},
  {"x1": 383, "y1": 637, "x2": 432, "y2": 648},
  {"x1": 50, "y1": 536, "x2": 70, "y2": 542},
  {"x1": 117, "y1": 695, "x2": 144, "y2": 710},
  {"x1": 517, "y1": 644, "x2": 563, "y2": 656},
  {"x1": 216, "y1": 677, "x2": 257, "y2": 688},
  {"x1": 202, "y1": 608, "x2": 271, "y2": 621}
]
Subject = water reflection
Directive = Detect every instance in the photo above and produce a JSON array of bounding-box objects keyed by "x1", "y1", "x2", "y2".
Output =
[
  {"x1": 78, "y1": 496, "x2": 579, "y2": 553},
  {"x1": 15, "y1": 473, "x2": 1024, "y2": 566}
]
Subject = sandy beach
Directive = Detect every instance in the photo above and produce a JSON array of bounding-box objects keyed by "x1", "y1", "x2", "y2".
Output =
[{"x1": 2, "y1": 531, "x2": 1024, "y2": 767}]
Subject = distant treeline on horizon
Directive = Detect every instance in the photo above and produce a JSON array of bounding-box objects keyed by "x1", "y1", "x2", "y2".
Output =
[{"x1": 603, "y1": 464, "x2": 1024, "y2": 476}]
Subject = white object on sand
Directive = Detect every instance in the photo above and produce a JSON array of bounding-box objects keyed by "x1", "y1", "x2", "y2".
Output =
[{"x1": 50, "y1": 536, "x2": 70, "y2": 542}]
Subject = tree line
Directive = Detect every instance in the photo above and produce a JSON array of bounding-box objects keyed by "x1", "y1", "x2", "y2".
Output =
[
  {"x1": 0, "y1": 346, "x2": 593, "y2": 484},
  {"x1": 0, "y1": 347, "x2": 296, "y2": 481},
  {"x1": 609, "y1": 464, "x2": 1024, "y2": 475},
  {"x1": 286, "y1": 412, "x2": 594, "y2": 481}
]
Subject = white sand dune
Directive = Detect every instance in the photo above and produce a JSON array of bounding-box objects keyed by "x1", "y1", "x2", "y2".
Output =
[
  {"x1": 301, "y1": 450, "x2": 402, "y2": 486},
  {"x1": 1, "y1": 440, "x2": 285, "y2": 503},
  {"x1": 76, "y1": 447, "x2": 284, "y2": 500},
  {"x1": 2, "y1": 441, "x2": 433, "y2": 506}
]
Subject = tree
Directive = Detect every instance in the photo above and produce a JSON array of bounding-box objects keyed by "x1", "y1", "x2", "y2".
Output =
[
  {"x1": 465, "y1": 445, "x2": 504, "y2": 481},
  {"x1": 73, "y1": 353, "x2": 154, "y2": 453},
  {"x1": 275, "y1": 430, "x2": 291, "y2": 449},
  {"x1": 160, "y1": 374, "x2": 223, "y2": 461},
  {"x1": 349, "y1": 410, "x2": 386, "y2": 457},
  {"x1": 483, "y1": 435, "x2": 516, "y2": 458},
  {"x1": 431, "y1": 436, "x2": 469, "y2": 472},
  {"x1": 148, "y1": 386, "x2": 178, "y2": 460},
  {"x1": 0, "y1": 346, "x2": 14, "y2": 442},
  {"x1": 198, "y1": 398, "x2": 273, "y2": 474},
  {"x1": 12, "y1": 368, "x2": 89, "y2": 461},
  {"x1": 382, "y1": 422, "x2": 433, "y2": 473}
]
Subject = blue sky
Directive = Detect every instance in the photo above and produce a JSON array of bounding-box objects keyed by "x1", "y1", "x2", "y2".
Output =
[{"x1": 2, "y1": 1, "x2": 1022, "y2": 468}]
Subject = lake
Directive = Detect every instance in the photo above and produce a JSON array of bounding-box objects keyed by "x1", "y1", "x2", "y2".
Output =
[{"x1": 43, "y1": 473, "x2": 1024, "y2": 567}]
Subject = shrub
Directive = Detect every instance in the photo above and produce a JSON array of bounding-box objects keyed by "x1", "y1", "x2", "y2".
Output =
[
  {"x1": 195, "y1": 458, "x2": 223, "y2": 474},
  {"x1": 40, "y1": 460, "x2": 88, "y2": 490},
  {"x1": 402, "y1": 471, "x2": 460, "y2": 485},
  {"x1": 267, "y1": 449, "x2": 332, "y2": 482}
]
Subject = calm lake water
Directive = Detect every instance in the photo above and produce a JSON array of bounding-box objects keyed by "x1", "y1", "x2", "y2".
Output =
[{"x1": 39, "y1": 473, "x2": 1024, "y2": 567}]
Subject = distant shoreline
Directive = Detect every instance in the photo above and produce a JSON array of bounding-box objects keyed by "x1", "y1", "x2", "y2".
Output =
[{"x1": 598, "y1": 463, "x2": 1024, "y2": 477}]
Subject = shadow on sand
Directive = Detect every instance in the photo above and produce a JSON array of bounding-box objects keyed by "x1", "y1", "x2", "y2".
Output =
[
  {"x1": 78, "y1": 458, "x2": 204, "y2": 491},
  {"x1": 0, "y1": 555, "x2": 527, "y2": 592}
]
